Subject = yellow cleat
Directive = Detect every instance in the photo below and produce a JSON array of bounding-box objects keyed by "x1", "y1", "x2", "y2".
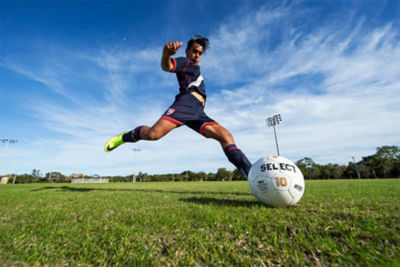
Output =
[{"x1": 104, "y1": 131, "x2": 128, "y2": 152}]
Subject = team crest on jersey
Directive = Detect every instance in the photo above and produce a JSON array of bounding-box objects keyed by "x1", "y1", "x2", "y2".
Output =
[{"x1": 166, "y1": 108, "x2": 175, "y2": 115}]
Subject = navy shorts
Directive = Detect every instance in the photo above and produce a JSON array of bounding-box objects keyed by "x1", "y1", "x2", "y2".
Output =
[{"x1": 161, "y1": 93, "x2": 218, "y2": 136}]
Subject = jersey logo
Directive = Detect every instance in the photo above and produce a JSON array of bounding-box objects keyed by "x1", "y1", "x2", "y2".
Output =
[{"x1": 166, "y1": 108, "x2": 175, "y2": 115}]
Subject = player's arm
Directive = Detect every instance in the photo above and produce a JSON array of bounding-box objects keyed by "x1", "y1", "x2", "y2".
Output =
[{"x1": 161, "y1": 41, "x2": 183, "y2": 72}]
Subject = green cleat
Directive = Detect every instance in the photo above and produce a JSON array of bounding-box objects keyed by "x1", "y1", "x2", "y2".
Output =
[{"x1": 104, "y1": 131, "x2": 128, "y2": 152}]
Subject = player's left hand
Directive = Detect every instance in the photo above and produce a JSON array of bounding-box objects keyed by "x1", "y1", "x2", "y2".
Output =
[{"x1": 163, "y1": 41, "x2": 183, "y2": 56}]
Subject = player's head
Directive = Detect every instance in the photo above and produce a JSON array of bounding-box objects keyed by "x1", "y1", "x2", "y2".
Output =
[{"x1": 186, "y1": 35, "x2": 209, "y2": 64}]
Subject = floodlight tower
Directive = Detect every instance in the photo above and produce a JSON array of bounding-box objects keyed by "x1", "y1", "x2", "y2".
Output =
[
  {"x1": 266, "y1": 114, "x2": 282, "y2": 156},
  {"x1": 132, "y1": 148, "x2": 141, "y2": 182},
  {"x1": 0, "y1": 139, "x2": 18, "y2": 170}
]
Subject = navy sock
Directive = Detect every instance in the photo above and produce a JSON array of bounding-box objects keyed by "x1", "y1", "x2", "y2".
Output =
[
  {"x1": 223, "y1": 144, "x2": 252, "y2": 178},
  {"x1": 122, "y1": 126, "x2": 143, "y2": 143}
]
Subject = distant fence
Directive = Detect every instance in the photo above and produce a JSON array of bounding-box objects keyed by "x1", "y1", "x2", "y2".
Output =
[{"x1": 71, "y1": 178, "x2": 109, "y2": 184}]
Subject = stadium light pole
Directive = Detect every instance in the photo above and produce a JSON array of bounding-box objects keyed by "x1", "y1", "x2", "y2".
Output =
[
  {"x1": 266, "y1": 114, "x2": 282, "y2": 156},
  {"x1": 0, "y1": 139, "x2": 18, "y2": 170},
  {"x1": 132, "y1": 148, "x2": 141, "y2": 182}
]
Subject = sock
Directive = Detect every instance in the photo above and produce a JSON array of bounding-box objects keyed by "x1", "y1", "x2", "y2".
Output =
[
  {"x1": 122, "y1": 126, "x2": 143, "y2": 143},
  {"x1": 223, "y1": 144, "x2": 252, "y2": 178}
]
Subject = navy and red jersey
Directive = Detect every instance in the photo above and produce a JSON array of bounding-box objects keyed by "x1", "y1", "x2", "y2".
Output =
[{"x1": 171, "y1": 57, "x2": 206, "y2": 97}]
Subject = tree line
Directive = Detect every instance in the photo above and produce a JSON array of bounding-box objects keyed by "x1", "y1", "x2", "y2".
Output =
[
  {"x1": 296, "y1": 145, "x2": 400, "y2": 179},
  {"x1": 3, "y1": 145, "x2": 399, "y2": 183}
]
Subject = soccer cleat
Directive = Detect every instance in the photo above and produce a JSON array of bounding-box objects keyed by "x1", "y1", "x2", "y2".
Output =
[{"x1": 104, "y1": 131, "x2": 128, "y2": 152}]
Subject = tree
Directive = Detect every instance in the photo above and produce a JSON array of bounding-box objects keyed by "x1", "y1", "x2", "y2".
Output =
[
  {"x1": 216, "y1": 168, "x2": 230, "y2": 181},
  {"x1": 296, "y1": 157, "x2": 317, "y2": 179},
  {"x1": 325, "y1": 163, "x2": 345, "y2": 179},
  {"x1": 44, "y1": 171, "x2": 65, "y2": 183},
  {"x1": 376, "y1": 145, "x2": 400, "y2": 160},
  {"x1": 376, "y1": 146, "x2": 400, "y2": 177},
  {"x1": 31, "y1": 169, "x2": 41, "y2": 177},
  {"x1": 361, "y1": 146, "x2": 400, "y2": 178},
  {"x1": 362, "y1": 155, "x2": 379, "y2": 178},
  {"x1": 197, "y1": 171, "x2": 206, "y2": 181},
  {"x1": 232, "y1": 169, "x2": 246, "y2": 180},
  {"x1": 316, "y1": 164, "x2": 331, "y2": 179}
]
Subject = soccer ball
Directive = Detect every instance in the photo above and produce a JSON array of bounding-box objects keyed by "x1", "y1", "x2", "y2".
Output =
[{"x1": 248, "y1": 155, "x2": 305, "y2": 207}]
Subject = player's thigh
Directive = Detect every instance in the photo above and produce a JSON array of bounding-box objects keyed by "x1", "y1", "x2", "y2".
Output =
[
  {"x1": 148, "y1": 118, "x2": 177, "y2": 140},
  {"x1": 203, "y1": 124, "x2": 234, "y2": 147}
]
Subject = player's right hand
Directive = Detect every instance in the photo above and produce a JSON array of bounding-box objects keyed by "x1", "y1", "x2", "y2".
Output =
[{"x1": 163, "y1": 41, "x2": 183, "y2": 56}]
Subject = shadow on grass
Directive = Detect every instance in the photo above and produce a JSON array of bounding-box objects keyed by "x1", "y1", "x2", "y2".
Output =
[
  {"x1": 180, "y1": 196, "x2": 263, "y2": 207},
  {"x1": 32, "y1": 185, "x2": 253, "y2": 197},
  {"x1": 32, "y1": 186, "x2": 94, "y2": 192},
  {"x1": 31, "y1": 186, "x2": 262, "y2": 207}
]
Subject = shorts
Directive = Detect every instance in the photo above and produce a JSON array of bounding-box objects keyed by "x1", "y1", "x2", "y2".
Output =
[{"x1": 161, "y1": 93, "x2": 218, "y2": 136}]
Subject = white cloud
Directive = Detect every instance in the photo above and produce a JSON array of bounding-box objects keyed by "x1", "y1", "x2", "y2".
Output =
[{"x1": 203, "y1": 6, "x2": 400, "y2": 166}]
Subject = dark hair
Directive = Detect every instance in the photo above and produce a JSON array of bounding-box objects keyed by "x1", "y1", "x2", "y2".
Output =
[{"x1": 187, "y1": 35, "x2": 210, "y2": 53}]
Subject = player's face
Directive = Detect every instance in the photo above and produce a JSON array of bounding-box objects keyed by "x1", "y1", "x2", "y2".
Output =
[{"x1": 186, "y1": 42, "x2": 204, "y2": 64}]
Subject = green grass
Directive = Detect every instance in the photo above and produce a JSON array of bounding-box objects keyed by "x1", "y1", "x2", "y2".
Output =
[{"x1": 0, "y1": 180, "x2": 399, "y2": 266}]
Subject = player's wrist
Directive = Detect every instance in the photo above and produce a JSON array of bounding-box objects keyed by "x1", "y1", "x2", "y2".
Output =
[{"x1": 162, "y1": 53, "x2": 171, "y2": 59}]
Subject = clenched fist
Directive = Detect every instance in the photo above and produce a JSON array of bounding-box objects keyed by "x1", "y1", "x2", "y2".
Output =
[{"x1": 163, "y1": 41, "x2": 183, "y2": 56}]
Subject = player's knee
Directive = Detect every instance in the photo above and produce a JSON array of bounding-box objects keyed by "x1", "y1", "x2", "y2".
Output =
[
  {"x1": 219, "y1": 129, "x2": 234, "y2": 147},
  {"x1": 222, "y1": 136, "x2": 234, "y2": 147},
  {"x1": 146, "y1": 129, "x2": 162, "y2": 140},
  {"x1": 147, "y1": 131, "x2": 161, "y2": 140}
]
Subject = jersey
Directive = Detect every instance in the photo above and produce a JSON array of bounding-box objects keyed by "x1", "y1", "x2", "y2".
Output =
[
  {"x1": 160, "y1": 57, "x2": 217, "y2": 135},
  {"x1": 171, "y1": 57, "x2": 206, "y2": 97}
]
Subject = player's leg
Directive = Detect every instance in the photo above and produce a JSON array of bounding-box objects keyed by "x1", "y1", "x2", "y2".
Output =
[
  {"x1": 105, "y1": 95, "x2": 188, "y2": 152},
  {"x1": 201, "y1": 123, "x2": 234, "y2": 147},
  {"x1": 202, "y1": 124, "x2": 252, "y2": 178},
  {"x1": 135, "y1": 118, "x2": 177, "y2": 141},
  {"x1": 104, "y1": 118, "x2": 177, "y2": 152}
]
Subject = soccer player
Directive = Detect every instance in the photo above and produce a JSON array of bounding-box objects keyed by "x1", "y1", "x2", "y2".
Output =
[{"x1": 105, "y1": 35, "x2": 252, "y2": 177}]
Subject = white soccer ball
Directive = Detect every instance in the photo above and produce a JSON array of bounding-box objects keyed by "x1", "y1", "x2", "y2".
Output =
[{"x1": 248, "y1": 155, "x2": 305, "y2": 207}]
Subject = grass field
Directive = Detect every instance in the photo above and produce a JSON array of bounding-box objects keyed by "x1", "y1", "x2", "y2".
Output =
[{"x1": 0, "y1": 179, "x2": 399, "y2": 266}]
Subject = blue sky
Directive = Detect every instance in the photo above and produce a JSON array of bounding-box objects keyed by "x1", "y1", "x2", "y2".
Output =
[{"x1": 1, "y1": 0, "x2": 399, "y2": 176}]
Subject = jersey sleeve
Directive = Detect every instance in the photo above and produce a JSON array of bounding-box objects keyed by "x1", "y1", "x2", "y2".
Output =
[{"x1": 171, "y1": 57, "x2": 189, "y2": 73}]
